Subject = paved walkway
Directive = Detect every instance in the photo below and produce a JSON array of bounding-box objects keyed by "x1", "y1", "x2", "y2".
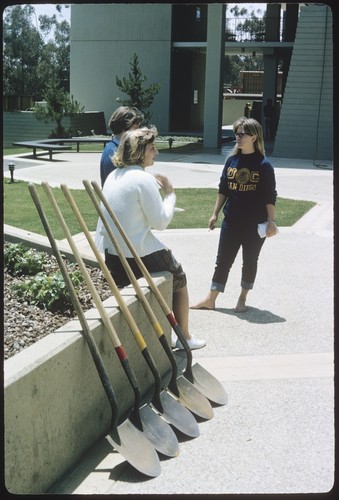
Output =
[{"x1": 3, "y1": 148, "x2": 335, "y2": 494}]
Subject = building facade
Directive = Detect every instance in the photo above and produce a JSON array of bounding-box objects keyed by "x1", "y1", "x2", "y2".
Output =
[
  {"x1": 70, "y1": 3, "x2": 332, "y2": 160},
  {"x1": 273, "y1": 4, "x2": 333, "y2": 160}
]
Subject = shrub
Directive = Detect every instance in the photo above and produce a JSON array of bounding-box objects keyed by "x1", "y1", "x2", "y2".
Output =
[
  {"x1": 33, "y1": 81, "x2": 85, "y2": 138},
  {"x1": 13, "y1": 270, "x2": 84, "y2": 312},
  {"x1": 5, "y1": 242, "x2": 84, "y2": 312},
  {"x1": 116, "y1": 53, "x2": 161, "y2": 124},
  {"x1": 4, "y1": 242, "x2": 46, "y2": 276}
]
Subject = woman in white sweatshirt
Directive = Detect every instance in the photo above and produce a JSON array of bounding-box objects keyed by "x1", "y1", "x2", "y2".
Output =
[{"x1": 95, "y1": 126, "x2": 205, "y2": 350}]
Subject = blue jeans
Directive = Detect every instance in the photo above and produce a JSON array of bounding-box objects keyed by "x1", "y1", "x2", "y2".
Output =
[{"x1": 211, "y1": 219, "x2": 265, "y2": 292}]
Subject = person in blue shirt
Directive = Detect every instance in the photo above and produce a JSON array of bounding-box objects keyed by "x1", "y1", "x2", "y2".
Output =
[
  {"x1": 190, "y1": 117, "x2": 277, "y2": 312},
  {"x1": 100, "y1": 106, "x2": 144, "y2": 186}
]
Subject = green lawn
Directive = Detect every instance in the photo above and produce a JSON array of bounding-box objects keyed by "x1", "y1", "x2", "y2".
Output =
[
  {"x1": 4, "y1": 181, "x2": 315, "y2": 240},
  {"x1": 171, "y1": 188, "x2": 315, "y2": 229}
]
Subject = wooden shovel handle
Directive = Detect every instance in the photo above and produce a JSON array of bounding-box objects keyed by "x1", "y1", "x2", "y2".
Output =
[
  {"x1": 90, "y1": 180, "x2": 172, "y2": 315},
  {"x1": 83, "y1": 181, "x2": 181, "y2": 392},
  {"x1": 41, "y1": 182, "x2": 142, "y2": 417},
  {"x1": 83, "y1": 180, "x2": 165, "y2": 338},
  {"x1": 90, "y1": 180, "x2": 194, "y2": 379},
  {"x1": 61, "y1": 183, "x2": 164, "y2": 409},
  {"x1": 60, "y1": 183, "x2": 147, "y2": 352},
  {"x1": 28, "y1": 183, "x2": 121, "y2": 441},
  {"x1": 42, "y1": 182, "x2": 121, "y2": 349}
]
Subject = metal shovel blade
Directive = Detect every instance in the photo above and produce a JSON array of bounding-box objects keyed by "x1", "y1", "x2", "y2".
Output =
[
  {"x1": 174, "y1": 350, "x2": 228, "y2": 406},
  {"x1": 140, "y1": 404, "x2": 179, "y2": 457},
  {"x1": 192, "y1": 363, "x2": 228, "y2": 405},
  {"x1": 160, "y1": 390, "x2": 200, "y2": 438},
  {"x1": 107, "y1": 418, "x2": 161, "y2": 477},
  {"x1": 176, "y1": 375, "x2": 214, "y2": 420}
]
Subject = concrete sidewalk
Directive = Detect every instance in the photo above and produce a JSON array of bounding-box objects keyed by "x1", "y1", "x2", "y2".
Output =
[{"x1": 3, "y1": 149, "x2": 335, "y2": 494}]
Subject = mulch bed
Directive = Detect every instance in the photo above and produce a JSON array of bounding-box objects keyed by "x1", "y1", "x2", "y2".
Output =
[{"x1": 4, "y1": 246, "x2": 111, "y2": 360}]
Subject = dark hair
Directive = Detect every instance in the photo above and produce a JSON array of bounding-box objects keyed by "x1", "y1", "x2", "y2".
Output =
[
  {"x1": 108, "y1": 106, "x2": 144, "y2": 134},
  {"x1": 113, "y1": 126, "x2": 158, "y2": 167}
]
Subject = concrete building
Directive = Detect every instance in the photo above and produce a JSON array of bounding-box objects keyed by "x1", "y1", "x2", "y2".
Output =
[
  {"x1": 70, "y1": 3, "x2": 332, "y2": 160},
  {"x1": 273, "y1": 4, "x2": 333, "y2": 161}
]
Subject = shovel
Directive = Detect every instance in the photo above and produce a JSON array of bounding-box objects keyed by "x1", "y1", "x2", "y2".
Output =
[
  {"x1": 41, "y1": 182, "x2": 178, "y2": 459},
  {"x1": 85, "y1": 180, "x2": 215, "y2": 417},
  {"x1": 83, "y1": 179, "x2": 212, "y2": 420},
  {"x1": 91, "y1": 180, "x2": 228, "y2": 406},
  {"x1": 28, "y1": 183, "x2": 161, "y2": 477},
  {"x1": 60, "y1": 183, "x2": 198, "y2": 444}
]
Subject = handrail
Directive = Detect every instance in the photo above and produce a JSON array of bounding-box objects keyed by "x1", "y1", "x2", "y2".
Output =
[{"x1": 225, "y1": 16, "x2": 285, "y2": 43}]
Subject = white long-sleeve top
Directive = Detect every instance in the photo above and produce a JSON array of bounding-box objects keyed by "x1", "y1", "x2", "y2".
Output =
[{"x1": 95, "y1": 165, "x2": 176, "y2": 258}]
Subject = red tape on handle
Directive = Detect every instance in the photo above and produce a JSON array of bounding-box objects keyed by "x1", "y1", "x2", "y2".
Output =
[
  {"x1": 166, "y1": 312, "x2": 178, "y2": 329},
  {"x1": 115, "y1": 345, "x2": 127, "y2": 362}
]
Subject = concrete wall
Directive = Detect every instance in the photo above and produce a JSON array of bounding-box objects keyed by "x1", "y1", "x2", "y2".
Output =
[
  {"x1": 4, "y1": 234, "x2": 173, "y2": 493},
  {"x1": 222, "y1": 97, "x2": 257, "y2": 126},
  {"x1": 273, "y1": 4, "x2": 333, "y2": 160},
  {"x1": 3, "y1": 111, "x2": 107, "y2": 148},
  {"x1": 70, "y1": 4, "x2": 172, "y2": 131}
]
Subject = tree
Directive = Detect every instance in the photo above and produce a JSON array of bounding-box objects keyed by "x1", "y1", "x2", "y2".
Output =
[
  {"x1": 224, "y1": 4, "x2": 265, "y2": 90},
  {"x1": 229, "y1": 4, "x2": 266, "y2": 42},
  {"x1": 116, "y1": 53, "x2": 161, "y2": 124},
  {"x1": 3, "y1": 4, "x2": 70, "y2": 100},
  {"x1": 38, "y1": 8, "x2": 71, "y2": 92},
  {"x1": 33, "y1": 81, "x2": 84, "y2": 138},
  {"x1": 3, "y1": 5, "x2": 44, "y2": 96}
]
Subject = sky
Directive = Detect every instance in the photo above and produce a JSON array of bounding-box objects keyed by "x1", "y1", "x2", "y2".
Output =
[
  {"x1": 31, "y1": 3, "x2": 70, "y2": 20},
  {"x1": 2, "y1": 3, "x2": 70, "y2": 22}
]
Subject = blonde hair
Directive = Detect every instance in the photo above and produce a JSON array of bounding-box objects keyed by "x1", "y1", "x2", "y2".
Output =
[
  {"x1": 113, "y1": 126, "x2": 158, "y2": 167},
  {"x1": 231, "y1": 117, "x2": 265, "y2": 156}
]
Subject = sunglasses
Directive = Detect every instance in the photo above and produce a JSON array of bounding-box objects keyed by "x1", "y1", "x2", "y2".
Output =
[{"x1": 235, "y1": 132, "x2": 252, "y2": 138}]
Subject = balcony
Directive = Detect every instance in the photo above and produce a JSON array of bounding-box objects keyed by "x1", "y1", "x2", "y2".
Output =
[
  {"x1": 172, "y1": 14, "x2": 294, "y2": 57},
  {"x1": 225, "y1": 16, "x2": 287, "y2": 43}
]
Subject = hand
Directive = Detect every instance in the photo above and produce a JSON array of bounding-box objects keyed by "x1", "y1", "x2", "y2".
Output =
[
  {"x1": 208, "y1": 214, "x2": 218, "y2": 230},
  {"x1": 155, "y1": 174, "x2": 174, "y2": 194},
  {"x1": 266, "y1": 220, "x2": 278, "y2": 237}
]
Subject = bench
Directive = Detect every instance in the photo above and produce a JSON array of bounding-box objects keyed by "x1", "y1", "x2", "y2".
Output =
[
  {"x1": 61, "y1": 137, "x2": 110, "y2": 152},
  {"x1": 12, "y1": 140, "x2": 72, "y2": 161},
  {"x1": 13, "y1": 137, "x2": 111, "y2": 159}
]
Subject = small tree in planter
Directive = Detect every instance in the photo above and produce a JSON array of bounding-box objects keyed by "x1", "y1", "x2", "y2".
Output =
[
  {"x1": 116, "y1": 53, "x2": 161, "y2": 124},
  {"x1": 33, "y1": 80, "x2": 84, "y2": 138}
]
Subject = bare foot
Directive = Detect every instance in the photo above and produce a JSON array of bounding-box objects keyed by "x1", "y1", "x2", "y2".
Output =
[
  {"x1": 190, "y1": 298, "x2": 215, "y2": 310},
  {"x1": 234, "y1": 298, "x2": 247, "y2": 313}
]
